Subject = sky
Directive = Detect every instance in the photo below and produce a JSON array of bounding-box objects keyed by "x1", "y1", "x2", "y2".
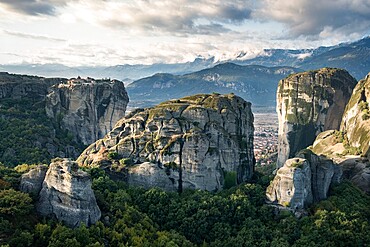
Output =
[{"x1": 0, "y1": 0, "x2": 369, "y2": 66}]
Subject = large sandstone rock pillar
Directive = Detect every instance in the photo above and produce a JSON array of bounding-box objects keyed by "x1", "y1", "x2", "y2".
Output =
[{"x1": 276, "y1": 68, "x2": 357, "y2": 168}]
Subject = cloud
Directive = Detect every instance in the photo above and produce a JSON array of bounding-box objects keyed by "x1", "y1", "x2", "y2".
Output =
[
  {"x1": 256, "y1": 0, "x2": 370, "y2": 39},
  {"x1": 3, "y1": 30, "x2": 66, "y2": 42},
  {"x1": 0, "y1": 0, "x2": 69, "y2": 16},
  {"x1": 72, "y1": 0, "x2": 253, "y2": 36}
]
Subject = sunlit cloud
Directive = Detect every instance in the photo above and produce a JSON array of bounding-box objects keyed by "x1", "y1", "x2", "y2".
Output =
[{"x1": 0, "y1": 0, "x2": 368, "y2": 66}]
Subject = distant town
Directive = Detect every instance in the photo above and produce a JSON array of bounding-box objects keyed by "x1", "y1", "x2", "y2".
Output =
[{"x1": 254, "y1": 113, "x2": 278, "y2": 166}]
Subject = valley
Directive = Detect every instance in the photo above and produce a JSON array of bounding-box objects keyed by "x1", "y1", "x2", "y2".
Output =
[
  {"x1": 253, "y1": 113, "x2": 278, "y2": 166},
  {"x1": 0, "y1": 36, "x2": 369, "y2": 247}
]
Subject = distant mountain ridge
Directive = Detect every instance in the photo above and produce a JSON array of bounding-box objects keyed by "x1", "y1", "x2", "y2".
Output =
[
  {"x1": 1, "y1": 36, "x2": 369, "y2": 81},
  {"x1": 126, "y1": 63, "x2": 301, "y2": 108}
]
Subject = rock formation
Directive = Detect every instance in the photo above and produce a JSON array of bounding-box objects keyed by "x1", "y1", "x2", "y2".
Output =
[
  {"x1": 19, "y1": 165, "x2": 48, "y2": 196},
  {"x1": 266, "y1": 150, "x2": 341, "y2": 209},
  {"x1": 308, "y1": 72, "x2": 370, "y2": 194},
  {"x1": 266, "y1": 158, "x2": 312, "y2": 209},
  {"x1": 21, "y1": 158, "x2": 101, "y2": 227},
  {"x1": 78, "y1": 93, "x2": 255, "y2": 192},
  {"x1": 310, "y1": 130, "x2": 370, "y2": 194},
  {"x1": 46, "y1": 78, "x2": 129, "y2": 145},
  {"x1": 0, "y1": 72, "x2": 65, "y2": 100},
  {"x1": 276, "y1": 68, "x2": 357, "y2": 167},
  {"x1": 341, "y1": 73, "x2": 370, "y2": 157}
]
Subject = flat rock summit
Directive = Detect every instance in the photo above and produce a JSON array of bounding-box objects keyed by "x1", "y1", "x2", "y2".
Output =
[{"x1": 78, "y1": 93, "x2": 255, "y2": 192}]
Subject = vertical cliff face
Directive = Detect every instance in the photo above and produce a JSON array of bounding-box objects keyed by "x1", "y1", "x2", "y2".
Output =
[
  {"x1": 46, "y1": 78, "x2": 129, "y2": 145},
  {"x1": 35, "y1": 158, "x2": 101, "y2": 227},
  {"x1": 276, "y1": 68, "x2": 357, "y2": 167},
  {"x1": 78, "y1": 93, "x2": 254, "y2": 192},
  {"x1": 341, "y1": 73, "x2": 370, "y2": 157}
]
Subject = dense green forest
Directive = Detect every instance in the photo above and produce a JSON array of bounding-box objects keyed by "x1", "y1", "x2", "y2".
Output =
[
  {"x1": 0, "y1": 163, "x2": 369, "y2": 246},
  {"x1": 0, "y1": 97, "x2": 84, "y2": 166}
]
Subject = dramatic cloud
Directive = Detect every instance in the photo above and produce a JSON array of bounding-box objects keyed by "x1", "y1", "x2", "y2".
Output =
[
  {"x1": 257, "y1": 0, "x2": 370, "y2": 39},
  {"x1": 0, "y1": 0, "x2": 368, "y2": 66},
  {"x1": 72, "y1": 0, "x2": 253, "y2": 36},
  {"x1": 0, "y1": 0, "x2": 72, "y2": 16}
]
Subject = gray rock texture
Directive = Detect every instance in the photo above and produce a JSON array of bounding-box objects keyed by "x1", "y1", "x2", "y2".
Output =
[
  {"x1": 20, "y1": 165, "x2": 48, "y2": 196},
  {"x1": 36, "y1": 158, "x2": 101, "y2": 227},
  {"x1": 266, "y1": 158, "x2": 312, "y2": 209},
  {"x1": 341, "y1": 73, "x2": 370, "y2": 157},
  {"x1": 340, "y1": 158, "x2": 370, "y2": 194},
  {"x1": 78, "y1": 93, "x2": 255, "y2": 192},
  {"x1": 276, "y1": 68, "x2": 357, "y2": 168},
  {"x1": 296, "y1": 150, "x2": 342, "y2": 202},
  {"x1": 267, "y1": 150, "x2": 341, "y2": 209},
  {"x1": 310, "y1": 130, "x2": 370, "y2": 194},
  {"x1": 46, "y1": 78, "x2": 129, "y2": 145}
]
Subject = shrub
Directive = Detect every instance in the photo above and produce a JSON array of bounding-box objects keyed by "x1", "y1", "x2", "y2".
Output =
[
  {"x1": 223, "y1": 171, "x2": 237, "y2": 189},
  {"x1": 107, "y1": 152, "x2": 120, "y2": 160}
]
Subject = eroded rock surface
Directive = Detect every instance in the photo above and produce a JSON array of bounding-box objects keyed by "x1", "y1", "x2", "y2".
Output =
[
  {"x1": 20, "y1": 165, "x2": 48, "y2": 196},
  {"x1": 78, "y1": 93, "x2": 255, "y2": 192},
  {"x1": 266, "y1": 158, "x2": 312, "y2": 209},
  {"x1": 276, "y1": 68, "x2": 357, "y2": 167},
  {"x1": 46, "y1": 78, "x2": 129, "y2": 145},
  {"x1": 341, "y1": 73, "x2": 370, "y2": 157},
  {"x1": 310, "y1": 130, "x2": 370, "y2": 194},
  {"x1": 267, "y1": 150, "x2": 341, "y2": 209},
  {"x1": 36, "y1": 158, "x2": 101, "y2": 227}
]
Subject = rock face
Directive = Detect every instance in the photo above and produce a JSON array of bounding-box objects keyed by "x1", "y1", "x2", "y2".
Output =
[
  {"x1": 31, "y1": 158, "x2": 101, "y2": 227},
  {"x1": 20, "y1": 165, "x2": 48, "y2": 196},
  {"x1": 266, "y1": 158, "x2": 312, "y2": 209},
  {"x1": 296, "y1": 150, "x2": 342, "y2": 202},
  {"x1": 266, "y1": 150, "x2": 341, "y2": 209},
  {"x1": 78, "y1": 93, "x2": 255, "y2": 192},
  {"x1": 341, "y1": 73, "x2": 370, "y2": 157},
  {"x1": 46, "y1": 78, "x2": 129, "y2": 145},
  {"x1": 310, "y1": 130, "x2": 370, "y2": 194},
  {"x1": 276, "y1": 68, "x2": 357, "y2": 167},
  {"x1": 340, "y1": 158, "x2": 370, "y2": 194}
]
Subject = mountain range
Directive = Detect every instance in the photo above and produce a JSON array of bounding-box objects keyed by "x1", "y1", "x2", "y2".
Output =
[
  {"x1": 1, "y1": 36, "x2": 368, "y2": 81},
  {"x1": 0, "y1": 37, "x2": 369, "y2": 109},
  {"x1": 126, "y1": 64, "x2": 301, "y2": 108}
]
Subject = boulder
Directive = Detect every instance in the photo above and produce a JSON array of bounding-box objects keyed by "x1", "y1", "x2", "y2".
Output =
[
  {"x1": 266, "y1": 151, "x2": 341, "y2": 209},
  {"x1": 266, "y1": 158, "x2": 312, "y2": 209},
  {"x1": 78, "y1": 93, "x2": 255, "y2": 192},
  {"x1": 20, "y1": 165, "x2": 48, "y2": 196},
  {"x1": 37, "y1": 158, "x2": 101, "y2": 227}
]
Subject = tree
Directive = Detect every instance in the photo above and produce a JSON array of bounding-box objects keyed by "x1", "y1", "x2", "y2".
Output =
[{"x1": 0, "y1": 189, "x2": 33, "y2": 216}]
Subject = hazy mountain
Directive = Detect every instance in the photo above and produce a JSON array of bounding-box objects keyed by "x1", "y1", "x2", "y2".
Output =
[
  {"x1": 234, "y1": 36, "x2": 370, "y2": 80},
  {"x1": 297, "y1": 37, "x2": 370, "y2": 80},
  {"x1": 126, "y1": 63, "x2": 301, "y2": 108},
  {"x1": 1, "y1": 37, "x2": 368, "y2": 82},
  {"x1": 0, "y1": 57, "x2": 217, "y2": 82}
]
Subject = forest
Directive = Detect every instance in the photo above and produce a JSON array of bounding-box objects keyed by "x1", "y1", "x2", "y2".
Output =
[{"x1": 0, "y1": 163, "x2": 369, "y2": 246}]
